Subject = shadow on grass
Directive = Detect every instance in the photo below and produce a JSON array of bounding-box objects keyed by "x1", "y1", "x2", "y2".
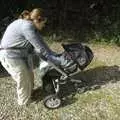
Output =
[
  {"x1": 1, "y1": 65, "x2": 120, "y2": 108},
  {"x1": 59, "y1": 65, "x2": 120, "y2": 107},
  {"x1": 31, "y1": 87, "x2": 44, "y2": 103},
  {"x1": 31, "y1": 65, "x2": 120, "y2": 108},
  {"x1": 27, "y1": 65, "x2": 120, "y2": 108},
  {"x1": 0, "y1": 69, "x2": 10, "y2": 78}
]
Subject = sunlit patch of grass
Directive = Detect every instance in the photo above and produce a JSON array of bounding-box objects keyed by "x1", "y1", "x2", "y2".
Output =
[
  {"x1": 87, "y1": 58, "x2": 106, "y2": 69},
  {"x1": 59, "y1": 87, "x2": 120, "y2": 120}
]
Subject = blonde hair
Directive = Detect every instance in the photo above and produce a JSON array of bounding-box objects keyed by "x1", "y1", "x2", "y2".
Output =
[
  {"x1": 30, "y1": 8, "x2": 44, "y2": 20},
  {"x1": 19, "y1": 8, "x2": 46, "y2": 31},
  {"x1": 31, "y1": 8, "x2": 43, "y2": 16},
  {"x1": 19, "y1": 8, "x2": 44, "y2": 20}
]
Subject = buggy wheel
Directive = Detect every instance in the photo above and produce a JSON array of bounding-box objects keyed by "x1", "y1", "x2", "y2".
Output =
[{"x1": 43, "y1": 94, "x2": 61, "y2": 109}]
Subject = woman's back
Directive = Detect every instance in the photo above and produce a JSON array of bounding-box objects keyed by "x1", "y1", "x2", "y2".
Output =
[{"x1": 1, "y1": 19, "x2": 33, "y2": 49}]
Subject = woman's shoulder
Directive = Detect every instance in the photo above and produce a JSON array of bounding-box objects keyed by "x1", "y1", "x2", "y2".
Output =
[
  {"x1": 19, "y1": 19, "x2": 35, "y2": 31},
  {"x1": 13, "y1": 19, "x2": 33, "y2": 30},
  {"x1": 9, "y1": 19, "x2": 33, "y2": 27},
  {"x1": 17, "y1": 19, "x2": 33, "y2": 25}
]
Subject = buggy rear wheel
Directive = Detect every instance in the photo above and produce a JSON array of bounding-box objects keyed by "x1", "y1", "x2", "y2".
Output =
[{"x1": 43, "y1": 94, "x2": 61, "y2": 109}]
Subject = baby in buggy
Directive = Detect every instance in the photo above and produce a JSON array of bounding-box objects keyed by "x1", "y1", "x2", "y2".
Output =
[{"x1": 37, "y1": 43, "x2": 93, "y2": 109}]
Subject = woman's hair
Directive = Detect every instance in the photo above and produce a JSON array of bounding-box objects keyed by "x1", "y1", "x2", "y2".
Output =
[
  {"x1": 30, "y1": 8, "x2": 44, "y2": 20},
  {"x1": 19, "y1": 8, "x2": 44, "y2": 20},
  {"x1": 31, "y1": 8, "x2": 43, "y2": 15},
  {"x1": 19, "y1": 8, "x2": 46, "y2": 31},
  {"x1": 19, "y1": 10, "x2": 30, "y2": 19}
]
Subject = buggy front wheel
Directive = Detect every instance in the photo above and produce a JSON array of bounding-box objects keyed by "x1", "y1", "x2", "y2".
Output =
[{"x1": 43, "y1": 94, "x2": 61, "y2": 109}]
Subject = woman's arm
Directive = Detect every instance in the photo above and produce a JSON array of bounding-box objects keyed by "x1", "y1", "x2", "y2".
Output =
[
  {"x1": 22, "y1": 21, "x2": 50, "y2": 55},
  {"x1": 22, "y1": 21, "x2": 61, "y2": 64}
]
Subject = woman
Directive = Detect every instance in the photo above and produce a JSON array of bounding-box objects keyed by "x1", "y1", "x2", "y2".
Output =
[{"x1": 0, "y1": 8, "x2": 62, "y2": 106}]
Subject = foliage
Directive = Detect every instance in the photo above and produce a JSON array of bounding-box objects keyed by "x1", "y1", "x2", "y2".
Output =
[
  {"x1": 1, "y1": 0, "x2": 120, "y2": 44},
  {"x1": 31, "y1": 0, "x2": 120, "y2": 44}
]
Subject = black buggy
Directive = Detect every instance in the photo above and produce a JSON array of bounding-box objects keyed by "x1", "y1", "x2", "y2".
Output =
[{"x1": 38, "y1": 43, "x2": 94, "y2": 109}]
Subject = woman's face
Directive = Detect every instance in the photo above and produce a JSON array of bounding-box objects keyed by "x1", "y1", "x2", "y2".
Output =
[
  {"x1": 30, "y1": 10, "x2": 47, "y2": 31},
  {"x1": 33, "y1": 18, "x2": 47, "y2": 31}
]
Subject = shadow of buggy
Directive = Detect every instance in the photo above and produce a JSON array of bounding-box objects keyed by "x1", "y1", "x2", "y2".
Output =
[{"x1": 38, "y1": 65, "x2": 120, "y2": 108}]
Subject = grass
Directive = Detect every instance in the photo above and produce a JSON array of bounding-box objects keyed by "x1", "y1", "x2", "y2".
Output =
[{"x1": 1, "y1": 42, "x2": 120, "y2": 120}]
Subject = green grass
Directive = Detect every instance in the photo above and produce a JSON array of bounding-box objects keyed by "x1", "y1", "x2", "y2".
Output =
[{"x1": 1, "y1": 43, "x2": 120, "y2": 120}]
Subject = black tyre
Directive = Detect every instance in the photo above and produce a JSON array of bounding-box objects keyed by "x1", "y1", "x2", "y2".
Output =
[{"x1": 43, "y1": 94, "x2": 61, "y2": 109}]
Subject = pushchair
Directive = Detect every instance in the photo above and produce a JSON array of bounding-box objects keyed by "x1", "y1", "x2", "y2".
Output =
[{"x1": 38, "y1": 43, "x2": 94, "y2": 109}]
